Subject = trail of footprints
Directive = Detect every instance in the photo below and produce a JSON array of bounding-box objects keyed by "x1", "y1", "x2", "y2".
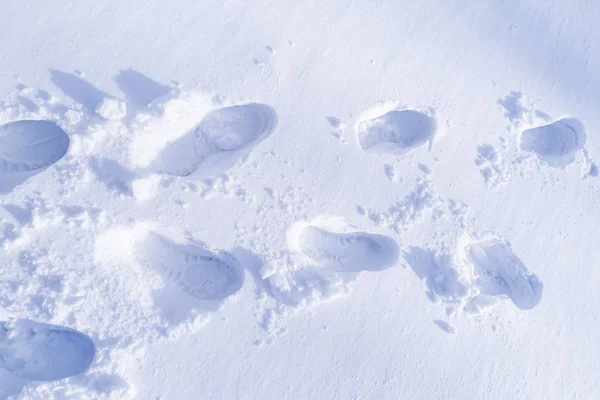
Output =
[{"x1": 0, "y1": 87, "x2": 579, "y2": 383}]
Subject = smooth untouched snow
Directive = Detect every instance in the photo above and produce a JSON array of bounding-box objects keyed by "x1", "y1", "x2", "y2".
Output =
[{"x1": 1, "y1": 0, "x2": 600, "y2": 399}]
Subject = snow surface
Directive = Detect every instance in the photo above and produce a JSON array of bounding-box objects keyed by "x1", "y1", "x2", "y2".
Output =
[{"x1": 1, "y1": 0, "x2": 600, "y2": 399}]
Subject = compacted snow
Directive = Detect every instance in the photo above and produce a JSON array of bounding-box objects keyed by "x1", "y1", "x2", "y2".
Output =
[{"x1": 1, "y1": 0, "x2": 600, "y2": 399}]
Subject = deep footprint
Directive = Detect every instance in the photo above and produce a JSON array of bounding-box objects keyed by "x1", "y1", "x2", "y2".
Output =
[
  {"x1": 297, "y1": 226, "x2": 399, "y2": 272},
  {"x1": 0, "y1": 120, "x2": 70, "y2": 193},
  {"x1": 357, "y1": 110, "x2": 435, "y2": 155},
  {"x1": 137, "y1": 232, "x2": 243, "y2": 301},
  {"x1": 464, "y1": 238, "x2": 543, "y2": 310},
  {"x1": 0, "y1": 319, "x2": 95, "y2": 381},
  {"x1": 157, "y1": 103, "x2": 277, "y2": 178},
  {"x1": 520, "y1": 118, "x2": 585, "y2": 167}
]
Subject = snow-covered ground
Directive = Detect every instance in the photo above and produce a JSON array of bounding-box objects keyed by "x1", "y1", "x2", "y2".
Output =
[{"x1": 1, "y1": 0, "x2": 599, "y2": 398}]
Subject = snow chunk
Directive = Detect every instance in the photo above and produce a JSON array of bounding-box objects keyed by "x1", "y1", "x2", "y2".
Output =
[{"x1": 95, "y1": 97, "x2": 127, "y2": 120}]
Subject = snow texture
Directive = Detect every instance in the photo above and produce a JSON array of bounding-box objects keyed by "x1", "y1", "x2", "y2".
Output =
[{"x1": 0, "y1": 0, "x2": 599, "y2": 399}]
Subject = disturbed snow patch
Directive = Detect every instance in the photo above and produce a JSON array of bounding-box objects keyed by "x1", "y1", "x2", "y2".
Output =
[{"x1": 359, "y1": 178, "x2": 441, "y2": 233}]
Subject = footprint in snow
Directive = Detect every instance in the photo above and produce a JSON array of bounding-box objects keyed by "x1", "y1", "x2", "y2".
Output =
[
  {"x1": 136, "y1": 231, "x2": 244, "y2": 301},
  {"x1": 0, "y1": 319, "x2": 95, "y2": 381},
  {"x1": 264, "y1": 219, "x2": 399, "y2": 307},
  {"x1": 519, "y1": 117, "x2": 586, "y2": 168},
  {"x1": 357, "y1": 109, "x2": 436, "y2": 155},
  {"x1": 0, "y1": 120, "x2": 70, "y2": 194},
  {"x1": 462, "y1": 236, "x2": 543, "y2": 312},
  {"x1": 296, "y1": 224, "x2": 399, "y2": 272},
  {"x1": 155, "y1": 103, "x2": 277, "y2": 178}
]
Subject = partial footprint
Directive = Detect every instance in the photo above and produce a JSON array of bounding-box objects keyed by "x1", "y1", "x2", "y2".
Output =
[
  {"x1": 136, "y1": 231, "x2": 244, "y2": 301},
  {"x1": 461, "y1": 236, "x2": 543, "y2": 311},
  {"x1": 520, "y1": 118, "x2": 586, "y2": 168},
  {"x1": 0, "y1": 319, "x2": 95, "y2": 381},
  {"x1": 357, "y1": 109, "x2": 436, "y2": 155},
  {"x1": 296, "y1": 225, "x2": 399, "y2": 272},
  {"x1": 0, "y1": 120, "x2": 70, "y2": 193},
  {"x1": 156, "y1": 103, "x2": 277, "y2": 178}
]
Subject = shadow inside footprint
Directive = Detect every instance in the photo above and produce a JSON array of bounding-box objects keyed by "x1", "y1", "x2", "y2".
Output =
[
  {"x1": 357, "y1": 110, "x2": 436, "y2": 155},
  {"x1": 153, "y1": 103, "x2": 277, "y2": 178},
  {"x1": 0, "y1": 120, "x2": 70, "y2": 194},
  {"x1": 520, "y1": 118, "x2": 586, "y2": 167},
  {"x1": 297, "y1": 226, "x2": 399, "y2": 272},
  {"x1": 0, "y1": 319, "x2": 95, "y2": 382}
]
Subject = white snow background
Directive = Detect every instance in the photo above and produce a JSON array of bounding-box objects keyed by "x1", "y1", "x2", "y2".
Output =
[{"x1": 0, "y1": 0, "x2": 599, "y2": 399}]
